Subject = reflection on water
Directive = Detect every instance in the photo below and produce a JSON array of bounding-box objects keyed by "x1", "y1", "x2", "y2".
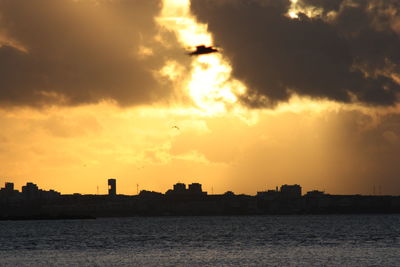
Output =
[{"x1": 0, "y1": 215, "x2": 399, "y2": 266}]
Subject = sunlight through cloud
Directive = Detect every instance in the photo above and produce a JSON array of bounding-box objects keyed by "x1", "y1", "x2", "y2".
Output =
[{"x1": 157, "y1": 0, "x2": 247, "y2": 116}]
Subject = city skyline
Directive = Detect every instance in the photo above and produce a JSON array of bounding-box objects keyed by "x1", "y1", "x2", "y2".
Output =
[
  {"x1": 2, "y1": 179, "x2": 400, "y2": 219},
  {"x1": 0, "y1": 178, "x2": 393, "y2": 197}
]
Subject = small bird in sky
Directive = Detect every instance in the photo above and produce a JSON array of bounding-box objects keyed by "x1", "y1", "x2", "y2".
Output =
[
  {"x1": 188, "y1": 45, "x2": 219, "y2": 56},
  {"x1": 172, "y1": 125, "x2": 180, "y2": 130}
]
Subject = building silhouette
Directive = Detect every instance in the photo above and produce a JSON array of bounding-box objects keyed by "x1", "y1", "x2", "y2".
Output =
[
  {"x1": 166, "y1": 182, "x2": 207, "y2": 196},
  {"x1": 0, "y1": 182, "x2": 18, "y2": 198},
  {"x1": 305, "y1": 190, "x2": 325, "y2": 198},
  {"x1": 4, "y1": 182, "x2": 14, "y2": 192},
  {"x1": 108, "y1": 178, "x2": 116, "y2": 196},
  {"x1": 257, "y1": 184, "x2": 302, "y2": 199},
  {"x1": 188, "y1": 183, "x2": 203, "y2": 194},
  {"x1": 256, "y1": 189, "x2": 280, "y2": 200},
  {"x1": 280, "y1": 184, "x2": 302, "y2": 198},
  {"x1": 173, "y1": 183, "x2": 186, "y2": 193},
  {"x1": 22, "y1": 182, "x2": 40, "y2": 198},
  {"x1": 1, "y1": 179, "x2": 400, "y2": 219}
]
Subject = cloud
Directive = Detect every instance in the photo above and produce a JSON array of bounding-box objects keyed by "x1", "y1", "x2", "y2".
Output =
[
  {"x1": 0, "y1": 0, "x2": 181, "y2": 107},
  {"x1": 191, "y1": 0, "x2": 400, "y2": 107}
]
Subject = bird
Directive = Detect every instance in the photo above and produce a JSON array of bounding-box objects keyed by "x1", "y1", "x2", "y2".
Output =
[{"x1": 172, "y1": 125, "x2": 180, "y2": 130}]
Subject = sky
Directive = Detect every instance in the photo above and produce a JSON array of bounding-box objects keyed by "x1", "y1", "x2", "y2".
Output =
[{"x1": 0, "y1": 0, "x2": 399, "y2": 195}]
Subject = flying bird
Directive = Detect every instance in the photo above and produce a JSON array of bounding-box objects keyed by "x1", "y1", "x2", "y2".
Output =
[
  {"x1": 188, "y1": 45, "x2": 219, "y2": 56},
  {"x1": 172, "y1": 125, "x2": 180, "y2": 130}
]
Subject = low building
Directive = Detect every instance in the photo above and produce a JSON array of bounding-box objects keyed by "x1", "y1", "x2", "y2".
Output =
[
  {"x1": 280, "y1": 184, "x2": 302, "y2": 198},
  {"x1": 166, "y1": 182, "x2": 207, "y2": 196}
]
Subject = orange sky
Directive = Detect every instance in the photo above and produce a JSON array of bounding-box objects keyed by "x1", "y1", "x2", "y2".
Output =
[
  {"x1": 0, "y1": 0, "x2": 400, "y2": 196},
  {"x1": 2, "y1": 99, "x2": 399, "y2": 196}
]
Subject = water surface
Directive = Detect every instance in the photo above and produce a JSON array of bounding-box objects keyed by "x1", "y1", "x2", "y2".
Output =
[{"x1": 0, "y1": 215, "x2": 399, "y2": 266}]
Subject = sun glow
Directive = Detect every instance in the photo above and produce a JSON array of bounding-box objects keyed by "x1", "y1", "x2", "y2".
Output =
[{"x1": 158, "y1": 0, "x2": 247, "y2": 115}]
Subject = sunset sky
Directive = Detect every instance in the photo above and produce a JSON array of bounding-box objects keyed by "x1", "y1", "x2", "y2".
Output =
[{"x1": 0, "y1": 0, "x2": 399, "y2": 195}]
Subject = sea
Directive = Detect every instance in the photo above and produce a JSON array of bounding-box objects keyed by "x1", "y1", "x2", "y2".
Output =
[{"x1": 0, "y1": 215, "x2": 399, "y2": 266}]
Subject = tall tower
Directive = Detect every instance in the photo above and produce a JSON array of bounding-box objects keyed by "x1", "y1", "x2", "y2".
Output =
[{"x1": 108, "y1": 178, "x2": 116, "y2": 196}]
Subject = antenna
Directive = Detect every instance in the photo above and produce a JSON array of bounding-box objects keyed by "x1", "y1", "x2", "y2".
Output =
[
  {"x1": 136, "y1": 184, "x2": 139, "y2": 195},
  {"x1": 97, "y1": 185, "x2": 99, "y2": 195},
  {"x1": 211, "y1": 186, "x2": 214, "y2": 195}
]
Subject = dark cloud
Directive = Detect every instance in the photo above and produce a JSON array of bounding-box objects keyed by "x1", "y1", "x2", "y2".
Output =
[
  {"x1": 0, "y1": 0, "x2": 181, "y2": 107},
  {"x1": 191, "y1": 0, "x2": 400, "y2": 107}
]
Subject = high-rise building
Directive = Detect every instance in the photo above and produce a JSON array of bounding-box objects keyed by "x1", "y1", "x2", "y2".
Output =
[{"x1": 108, "y1": 178, "x2": 116, "y2": 196}]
